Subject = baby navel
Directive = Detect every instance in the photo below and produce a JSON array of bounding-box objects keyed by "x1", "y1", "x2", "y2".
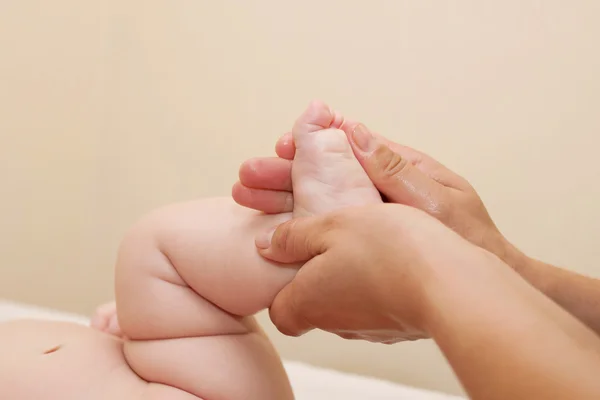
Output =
[{"x1": 42, "y1": 344, "x2": 62, "y2": 355}]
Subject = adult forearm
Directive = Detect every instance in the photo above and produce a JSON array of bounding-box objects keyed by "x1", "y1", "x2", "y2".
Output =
[
  {"x1": 503, "y1": 241, "x2": 600, "y2": 335},
  {"x1": 423, "y1": 249, "x2": 600, "y2": 400}
]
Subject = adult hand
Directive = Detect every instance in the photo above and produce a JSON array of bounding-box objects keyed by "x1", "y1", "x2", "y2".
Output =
[
  {"x1": 236, "y1": 108, "x2": 600, "y2": 338},
  {"x1": 256, "y1": 203, "x2": 479, "y2": 343},
  {"x1": 234, "y1": 124, "x2": 516, "y2": 268},
  {"x1": 257, "y1": 203, "x2": 600, "y2": 400}
]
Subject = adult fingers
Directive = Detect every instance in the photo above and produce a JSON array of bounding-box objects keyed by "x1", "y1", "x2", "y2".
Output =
[
  {"x1": 277, "y1": 127, "x2": 468, "y2": 190},
  {"x1": 255, "y1": 215, "x2": 332, "y2": 264},
  {"x1": 259, "y1": 214, "x2": 338, "y2": 336},
  {"x1": 376, "y1": 138, "x2": 469, "y2": 190},
  {"x1": 348, "y1": 125, "x2": 450, "y2": 215},
  {"x1": 238, "y1": 157, "x2": 292, "y2": 191},
  {"x1": 269, "y1": 276, "x2": 318, "y2": 337},
  {"x1": 231, "y1": 182, "x2": 293, "y2": 214},
  {"x1": 340, "y1": 126, "x2": 468, "y2": 190}
]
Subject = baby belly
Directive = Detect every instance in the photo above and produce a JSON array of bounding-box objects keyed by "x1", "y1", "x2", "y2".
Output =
[{"x1": 0, "y1": 319, "x2": 149, "y2": 400}]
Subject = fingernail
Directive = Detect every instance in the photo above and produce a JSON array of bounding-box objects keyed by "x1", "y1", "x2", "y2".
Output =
[
  {"x1": 352, "y1": 124, "x2": 375, "y2": 152},
  {"x1": 256, "y1": 227, "x2": 275, "y2": 249}
]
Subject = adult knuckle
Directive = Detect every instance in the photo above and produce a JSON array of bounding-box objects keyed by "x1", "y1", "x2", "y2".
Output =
[
  {"x1": 288, "y1": 294, "x2": 312, "y2": 336},
  {"x1": 280, "y1": 223, "x2": 294, "y2": 252},
  {"x1": 375, "y1": 147, "x2": 409, "y2": 179},
  {"x1": 269, "y1": 309, "x2": 296, "y2": 336},
  {"x1": 273, "y1": 219, "x2": 296, "y2": 253}
]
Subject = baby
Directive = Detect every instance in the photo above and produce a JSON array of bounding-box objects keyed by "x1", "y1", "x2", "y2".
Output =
[{"x1": 0, "y1": 101, "x2": 382, "y2": 399}]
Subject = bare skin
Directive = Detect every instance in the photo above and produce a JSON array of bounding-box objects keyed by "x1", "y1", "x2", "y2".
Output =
[
  {"x1": 1, "y1": 101, "x2": 383, "y2": 399},
  {"x1": 258, "y1": 203, "x2": 600, "y2": 400},
  {"x1": 0, "y1": 202, "x2": 296, "y2": 400},
  {"x1": 0, "y1": 320, "x2": 199, "y2": 400},
  {"x1": 234, "y1": 121, "x2": 600, "y2": 336},
  {"x1": 88, "y1": 101, "x2": 381, "y2": 399}
]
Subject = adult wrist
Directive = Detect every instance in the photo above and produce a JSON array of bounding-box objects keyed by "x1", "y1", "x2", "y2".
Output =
[
  {"x1": 493, "y1": 234, "x2": 532, "y2": 275},
  {"x1": 415, "y1": 240, "x2": 499, "y2": 336},
  {"x1": 420, "y1": 245, "x2": 518, "y2": 339}
]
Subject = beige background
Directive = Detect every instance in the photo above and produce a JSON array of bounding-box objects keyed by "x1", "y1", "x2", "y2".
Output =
[{"x1": 1, "y1": 1, "x2": 599, "y2": 396}]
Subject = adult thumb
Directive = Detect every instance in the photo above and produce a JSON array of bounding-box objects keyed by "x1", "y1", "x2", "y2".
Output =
[
  {"x1": 349, "y1": 124, "x2": 446, "y2": 212},
  {"x1": 255, "y1": 216, "x2": 328, "y2": 265}
]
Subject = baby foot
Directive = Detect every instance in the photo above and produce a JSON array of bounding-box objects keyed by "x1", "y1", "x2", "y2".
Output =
[
  {"x1": 291, "y1": 100, "x2": 381, "y2": 217},
  {"x1": 90, "y1": 302, "x2": 126, "y2": 339}
]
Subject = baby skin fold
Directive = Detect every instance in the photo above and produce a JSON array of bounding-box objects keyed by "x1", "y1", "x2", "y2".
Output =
[{"x1": 0, "y1": 101, "x2": 381, "y2": 399}]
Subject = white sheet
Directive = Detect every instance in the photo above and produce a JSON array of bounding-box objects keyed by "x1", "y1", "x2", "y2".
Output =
[{"x1": 0, "y1": 300, "x2": 463, "y2": 400}]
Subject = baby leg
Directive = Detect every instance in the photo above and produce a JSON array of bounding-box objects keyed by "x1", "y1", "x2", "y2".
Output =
[
  {"x1": 116, "y1": 198, "x2": 295, "y2": 400},
  {"x1": 115, "y1": 101, "x2": 381, "y2": 400}
]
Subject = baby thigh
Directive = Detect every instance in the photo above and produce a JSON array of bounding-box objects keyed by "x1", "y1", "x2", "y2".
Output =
[
  {"x1": 126, "y1": 327, "x2": 291, "y2": 400},
  {"x1": 115, "y1": 197, "x2": 295, "y2": 399}
]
